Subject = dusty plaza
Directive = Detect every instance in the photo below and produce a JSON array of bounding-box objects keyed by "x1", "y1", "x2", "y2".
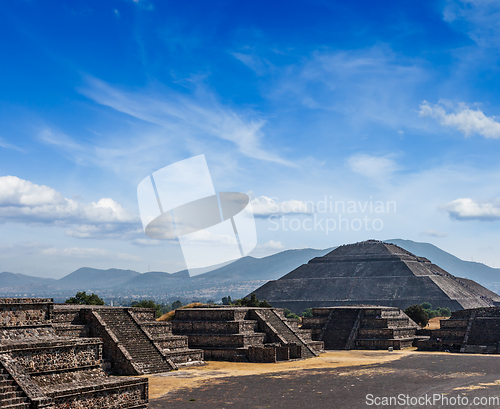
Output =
[{"x1": 147, "y1": 350, "x2": 500, "y2": 408}]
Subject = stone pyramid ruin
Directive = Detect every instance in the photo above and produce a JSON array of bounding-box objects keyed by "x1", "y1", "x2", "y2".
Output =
[{"x1": 251, "y1": 240, "x2": 500, "y2": 314}]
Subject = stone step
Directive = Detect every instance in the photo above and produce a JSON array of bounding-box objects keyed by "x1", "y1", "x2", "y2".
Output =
[
  {"x1": 0, "y1": 403, "x2": 29, "y2": 409},
  {"x1": 0, "y1": 384, "x2": 17, "y2": 393},
  {"x1": 0, "y1": 390, "x2": 25, "y2": 401},
  {"x1": 97, "y1": 309, "x2": 176, "y2": 374},
  {"x1": 0, "y1": 397, "x2": 28, "y2": 406}
]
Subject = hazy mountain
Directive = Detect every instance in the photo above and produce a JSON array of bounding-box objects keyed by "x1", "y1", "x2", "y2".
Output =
[
  {"x1": 122, "y1": 270, "x2": 190, "y2": 288},
  {"x1": 0, "y1": 272, "x2": 55, "y2": 287},
  {"x1": 56, "y1": 268, "x2": 141, "y2": 289},
  {"x1": 192, "y1": 248, "x2": 334, "y2": 283},
  {"x1": 0, "y1": 240, "x2": 498, "y2": 301},
  {"x1": 387, "y1": 239, "x2": 500, "y2": 292}
]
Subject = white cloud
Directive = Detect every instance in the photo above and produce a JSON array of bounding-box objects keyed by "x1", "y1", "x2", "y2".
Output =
[
  {"x1": 131, "y1": 238, "x2": 164, "y2": 246},
  {"x1": 41, "y1": 246, "x2": 141, "y2": 261},
  {"x1": 347, "y1": 154, "x2": 398, "y2": 180},
  {"x1": 260, "y1": 240, "x2": 285, "y2": 250},
  {"x1": 421, "y1": 229, "x2": 448, "y2": 238},
  {"x1": 419, "y1": 101, "x2": 500, "y2": 139},
  {"x1": 79, "y1": 77, "x2": 291, "y2": 166},
  {"x1": 0, "y1": 176, "x2": 139, "y2": 237},
  {"x1": 0, "y1": 242, "x2": 46, "y2": 257},
  {"x1": 444, "y1": 197, "x2": 500, "y2": 221},
  {"x1": 65, "y1": 225, "x2": 143, "y2": 240},
  {"x1": 250, "y1": 195, "x2": 314, "y2": 217}
]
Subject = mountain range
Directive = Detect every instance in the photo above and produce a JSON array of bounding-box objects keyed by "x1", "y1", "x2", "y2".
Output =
[{"x1": 1, "y1": 240, "x2": 499, "y2": 303}]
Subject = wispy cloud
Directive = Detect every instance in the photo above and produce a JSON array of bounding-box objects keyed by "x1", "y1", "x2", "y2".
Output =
[
  {"x1": 250, "y1": 195, "x2": 314, "y2": 218},
  {"x1": 232, "y1": 52, "x2": 274, "y2": 76},
  {"x1": 41, "y1": 246, "x2": 141, "y2": 261},
  {"x1": 419, "y1": 101, "x2": 500, "y2": 139},
  {"x1": 347, "y1": 154, "x2": 399, "y2": 180},
  {"x1": 443, "y1": 0, "x2": 500, "y2": 47},
  {"x1": 270, "y1": 47, "x2": 426, "y2": 128},
  {"x1": 0, "y1": 137, "x2": 26, "y2": 153},
  {"x1": 79, "y1": 77, "x2": 291, "y2": 166},
  {"x1": 444, "y1": 197, "x2": 500, "y2": 221},
  {"x1": 421, "y1": 229, "x2": 448, "y2": 238}
]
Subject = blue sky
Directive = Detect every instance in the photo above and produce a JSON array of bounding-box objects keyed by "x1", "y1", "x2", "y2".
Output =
[{"x1": 2, "y1": 0, "x2": 500, "y2": 278}]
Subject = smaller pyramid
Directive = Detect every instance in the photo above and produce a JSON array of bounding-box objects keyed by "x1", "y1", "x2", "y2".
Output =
[{"x1": 251, "y1": 240, "x2": 500, "y2": 314}]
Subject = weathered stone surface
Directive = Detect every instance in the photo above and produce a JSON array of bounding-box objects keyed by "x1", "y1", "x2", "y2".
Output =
[
  {"x1": 302, "y1": 306, "x2": 420, "y2": 350},
  {"x1": 171, "y1": 306, "x2": 322, "y2": 362},
  {"x1": 251, "y1": 240, "x2": 500, "y2": 313},
  {"x1": 417, "y1": 306, "x2": 500, "y2": 353},
  {"x1": 52, "y1": 304, "x2": 204, "y2": 375},
  {"x1": 0, "y1": 298, "x2": 148, "y2": 409}
]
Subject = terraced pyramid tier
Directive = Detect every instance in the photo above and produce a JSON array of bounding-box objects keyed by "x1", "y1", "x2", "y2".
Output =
[
  {"x1": 251, "y1": 240, "x2": 499, "y2": 313},
  {"x1": 302, "y1": 306, "x2": 420, "y2": 350}
]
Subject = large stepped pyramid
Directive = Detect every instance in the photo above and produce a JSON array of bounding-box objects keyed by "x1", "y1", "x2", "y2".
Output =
[
  {"x1": 251, "y1": 240, "x2": 500, "y2": 314},
  {"x1": 302, "y1": 306, "x2": 420, "y2": 350}
]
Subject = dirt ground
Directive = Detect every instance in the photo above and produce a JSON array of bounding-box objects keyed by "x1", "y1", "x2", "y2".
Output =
[
  {"x1": 426, "y1": 316, "x2": 449, "y2": 329},
  {"x1": 143, "y1": 349, "x2": 420, "y2": 399},
  {"x1": 146, "y1": 351, "x2": 500, "y2": 409}
]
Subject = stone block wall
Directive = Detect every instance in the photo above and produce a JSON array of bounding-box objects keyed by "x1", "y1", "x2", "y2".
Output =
[
  {"x1": 0, "y1": 298, "x2": 52, "y2": 327},
  {"x1": 4, "y1": 340, "x2": 102, "y2": 374},
  {"x1": 417, "y1": 307, "x2": 500, "y2": 353},
  {"x1": 248, "y1": 346, "x2": 277, "y2": 363},
  {"x1": 468, "y1": 318, "x2": 500, "y2": 346},
  {"x1": 0, "y1": 298, "x2": 149, "y2": 409},
  {"x1": 0, "y1": 325, "x2": 55, "y2": 341},
  {"x1": 303, "y1": 306, "x2": 419, "y2": 350},
  {"x1": 129, "y1": 309, "x2": 156, "y2": 322},
  {"x1": 48, "y1": 380, "x2": 148, "y2": 409}
]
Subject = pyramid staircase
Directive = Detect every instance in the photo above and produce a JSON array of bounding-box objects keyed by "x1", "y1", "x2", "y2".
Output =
[
  {"x1": 302, "y1": 306, "x2": 419, "y2": 350},
  {"x1": 251, "y1": 309, "x2": 319, "y2": 358},
  {"x1": 0, "y1": 365, "x2": 29, "y2": 409},
  {"x1": 171, "y1": 307, "x2": 323, "y2": 362},
  {"x1": 96, "y1": 309, "x2": 176, "y2": 374},
  {"x1": 52, "y1": 305, "x2": 204, "y2": 375}
]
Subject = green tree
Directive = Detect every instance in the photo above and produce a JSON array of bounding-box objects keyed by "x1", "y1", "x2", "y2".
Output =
[
  {"x1": 233, "y1": 294, "x2": 272, "y2": 308},
  {"x1": 436, "y1": 307, "x2": 451, "y2": 317},
  {"x1": 171, "y1": 300, "x2": 183, "y2": 310},
  {"x1": 404, "y1": 304, "x2": 429, "y2": 327},
  {"x1": 302, "y1": 308, "x2": 313, "y2": 318},
  {"x1": 421, "y1": 302, "x2": 432, "y2": 310},
  {"x1": 221, "y1": 296, "x2": 232, "y2": 305},
  {"x1": 65, "y1": 291, "x2": 105, "y2": 306}
]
